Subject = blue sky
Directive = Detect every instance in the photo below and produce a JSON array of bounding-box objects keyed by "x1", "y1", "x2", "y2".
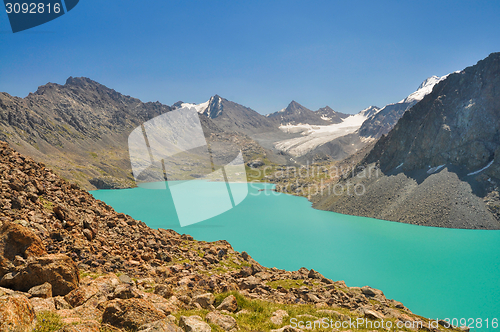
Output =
[{"x1": 1, "y1": 0, "x2": 499, "y2": 114}]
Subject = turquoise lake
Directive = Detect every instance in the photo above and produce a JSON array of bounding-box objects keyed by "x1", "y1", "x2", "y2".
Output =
[{"x1": 91, "y1": 182, "x2": 500, "y2": 328}]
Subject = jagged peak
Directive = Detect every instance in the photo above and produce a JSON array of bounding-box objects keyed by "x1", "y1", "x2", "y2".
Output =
[{"x1": 317, "y1": 106, "x2": 335, "y2": 113}]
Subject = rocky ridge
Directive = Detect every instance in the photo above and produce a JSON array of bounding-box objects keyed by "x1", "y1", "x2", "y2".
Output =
[
  {"x1": 0, "y1": 80, "x2": 277, "y2": 190},
  {"x1": 313, "y1": 53, "x2": 500, "y2": 229},
  {"x1": 0, "y1": 140, "x2": 462, "y2": 331}
]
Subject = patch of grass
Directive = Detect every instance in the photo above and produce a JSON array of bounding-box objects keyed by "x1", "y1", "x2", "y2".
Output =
[
  {"x1": 34, "y1": 311, "x2": 64, "y2": 332},
  {"x1": 176, "y1": 291, "x2": 455, "y2": 332},
  {"x1": 176, "y1": 292, "x2": 353, "y2": 331},
  {"x1": 39, "y1": 196, "x2": 54, "y2": 212}
]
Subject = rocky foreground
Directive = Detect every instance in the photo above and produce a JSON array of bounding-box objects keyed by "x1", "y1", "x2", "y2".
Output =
[{"x1": 0, "y1": 140, "x2": 462, "y2": 332}]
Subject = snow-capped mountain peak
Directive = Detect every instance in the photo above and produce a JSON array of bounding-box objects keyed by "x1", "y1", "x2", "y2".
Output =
[
  {"x1": 358, "y1": 106, "x2": 381, "y2": 118},
  {"x1": 400, "y1": 74, "x2": 449, "y2": 104},
  {"x1": 174, "y1": 95, "x2": 225, "y2": 118}
]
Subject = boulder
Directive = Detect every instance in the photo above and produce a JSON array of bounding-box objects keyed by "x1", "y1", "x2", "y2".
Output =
[
  {"x1": 101, "y1": 298, "x2": 167, "y2": 330},
  {"x1": 205, "y1": 311, "x2": 238, "y2": 331},
  {"x1": 0, "y1": 221, "x2": 46, "y2": 262},
  {"x1": 361, "y1": 286, "x2": 383, "y2": 297},
  {"x1": 65, "y1": 284, "x2": 99, "y2": 307},
  {"x1": 238, "y1": 276, "x2": 260, "y2": 290},
  {"x1": 270, "y1": 309, "x2": 289, "y2": 325},
  {"x1": 192, "y1": 293, "x2": 215, "y2": 309},
  {"x1": 179, "y1": 315, "x2": 211, "y2": 332},
  {"x1": 110, "y1": 283, "x2": 140, "y2": 300},
  {"x1": 155, "y1": 284, "x2": 174, "y2": 299},
  {"x1": 307, "y1": 269, "x2": 323, "y2": 279},
  {"x1": 29, "y1": 281, "x2": 53, "y2": 298},
  {"x1": 0, "y1": 253, "x2": 79, "y2": 296},
  {"x1": 216, "y1": 295, "x2": 238, "y2": 312},
  {"x1": 30, "y1": 296, "x2": 56, "y2": 314},
  {"x1": 362, "y1": 308, "x2": 385, "y2": 320},
  {"x1": 246, "y1": 160, "x2": 265, "y2": 168},
  {"x1": 138, "y1": 319, "x2": 183, "y2": 332},
  {"x1": 57, "y1": 320, "x2": 100, "y2": 332},
  {"x1": 0, "y1": 294, "x2": 36, "y2": 331},
  {"x1": 54, "y1": 295, "x2": 73, "y2": 310}
]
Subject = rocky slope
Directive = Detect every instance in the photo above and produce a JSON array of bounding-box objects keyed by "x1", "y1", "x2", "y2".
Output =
[
  {"x1": 316, "y1": 106, "x2": 350, "y2": 124},
  {"x1": 0, "y1": 141, "x2": 463, "y2": 331},
  {"x1": 358, "y1": 75, "x2": 449, "y2": 139},
  {"x1": 314, "y1": 53, "x2": 500, "y2": 229},
  {"x1": 267, "y1": 101, "x2": 334, "y2": 126},
  {"x1": 0, "y1": 77, "x2": 171, "y2": 190},
  {"x1": 0, "y1": 81, "x2": 276, "y2": 190},
  {"x1": 178, "y1": 95, "x2": 279, "y2": 136}
]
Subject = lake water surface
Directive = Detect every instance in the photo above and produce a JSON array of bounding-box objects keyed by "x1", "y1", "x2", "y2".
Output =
[{"x1": 91, "y1": 182, "x2": 500, "y2": 328}]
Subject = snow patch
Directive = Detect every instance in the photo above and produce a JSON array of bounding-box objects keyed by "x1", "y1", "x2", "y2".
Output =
[
  {"x1": 181, "y1": 99, "x2": 210, "y2": 114},
  {"x1": 275, "y1": 112, "x2": 371, "y2": 157},
  {"x1": 399, "y1": 74, "x2": 450, "y2": 104},
  {"x1": 396, "y1": 163, "x2": 404, "y2": 169},
  {"x1": 468, "y1": 160, "x2": 494, "y2": 176},
  {"x1": 427, "y1": 164, "x2": 445, "y2": 174}
]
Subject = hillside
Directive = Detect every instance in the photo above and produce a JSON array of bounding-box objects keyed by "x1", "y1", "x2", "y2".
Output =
[
  {"x1": 0, "y1": 80, "x2": 273, "y2": 190},
  {"x1": 314, "y1": 53, "x2": 500, "y2": 229},
  {"x1": 0, "y1": 141, "x2": 462, "y2": 331},
  {"x1": 358, "y1": 75, "x2": 449, "y2": 139}
]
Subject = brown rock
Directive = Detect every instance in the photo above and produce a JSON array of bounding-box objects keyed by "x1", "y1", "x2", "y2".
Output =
[
  {"x1": 307, "y1": 269, "x2": 323, "y2": 279},
  {"x1": 0, "y1": 294, "x2": 36, "y2": 332},
  {"x1": 270, "y1": 309, "x2": 289, "y2": 325},
  {"x1": 29, "y1": 281, "x2": 53, "y2": 298},
  {"x1": 65, "y1": 284, "x2": 99, "y2": 307},
  {"x1": 0, "y1": 221, "x2": 46, "y2": 261},
  {"x1": 101, "y1": 298, "x2": 167, "y2": 330},
  {"x1": 155, "y1": 284, "x2": 174, "y2": 299},
  {"x1": 363, "y1": 308, "x2": 385, "y2": 320},
  {"x1": 54, "y1": 295, "x2": 73, "y2": 310},
  {"x1": 216, "y1": 295, "x2": 238, "y2": 312},
  {"x1": 57, "y1": 320, "x2": 100, "y2": 332},
  {"x1": 83, "y1": 229, "x2": 93, "y2": 241},
  {"x1": 179, "y1": 315, "x2": 211, "y2": 332},
  {"x1": 138, "y1": 318, "x2": 183, "y2": 332},
  {"x1": 361, "y1": 286, "x2": 383, "y2": 297},
  {"x1": 30, "y1": 296, "x2": 56, "y2": 314},
  {"x1": 206, "y1": 311, "x2": 238, "y2": 331},
  {"x1": 0, "y1": 253, "x2": 79, "y2": 296},
  {"x1": 192, "y1": 293, "x2": 215, "y2": 309}
]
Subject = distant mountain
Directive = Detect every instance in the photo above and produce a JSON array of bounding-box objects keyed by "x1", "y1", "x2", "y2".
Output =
[
  {"x1": 315, "y1": 52, "x2": 500, "y2": 229},
  {"x1": 358, "y1": 105, "x2": 381, "y2": 118},
  {"x1": 175, "y1": 95, "x2": 278, "y2": 135},
  {"x1": 358, "y1": 75, "x2": 449, "y2": 139},
  {"x1": 266, "y1": 101, "x2": 329, "y2": 125},
  {"x1": 273, "y1": 106, "x2": 378, "y2": 160},
  {"x1": 315, "y1": 106, "x2": 350, "y2": 124},
  {"x1": 0, "y1": 79, "x2": 269, "y2": 189},
  {"x1": 367, "y1": 54, "x2": 500, "y2": 176},
  {"x1": 0, "y1": 77, "x2": 172, "y2": 189}
]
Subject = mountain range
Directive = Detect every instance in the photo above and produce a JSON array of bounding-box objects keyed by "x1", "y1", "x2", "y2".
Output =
[
  {"x1": 314, "y1": 52, "x2": 500, "y2": 229},
  {"x1": 0, "y1": 71, "x2": 454, "y2": 190},
  {"x1": 2, "y1": 53, "x2": 499, "y2": 230}
]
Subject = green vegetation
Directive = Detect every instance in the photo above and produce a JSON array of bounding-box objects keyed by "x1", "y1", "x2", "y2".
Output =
[
  {"x1": 174, "y1": 291, "x2": 422, "y2": 332},
  {"x1": 34, "y1": 311, "x2": 64, "y2": 332},
  {"x1": 39, "y1": 196, "x2": 54, "y2": 212},
  {"x1": 88, "y1": 151, "x2": 98, "y2": 159}
]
